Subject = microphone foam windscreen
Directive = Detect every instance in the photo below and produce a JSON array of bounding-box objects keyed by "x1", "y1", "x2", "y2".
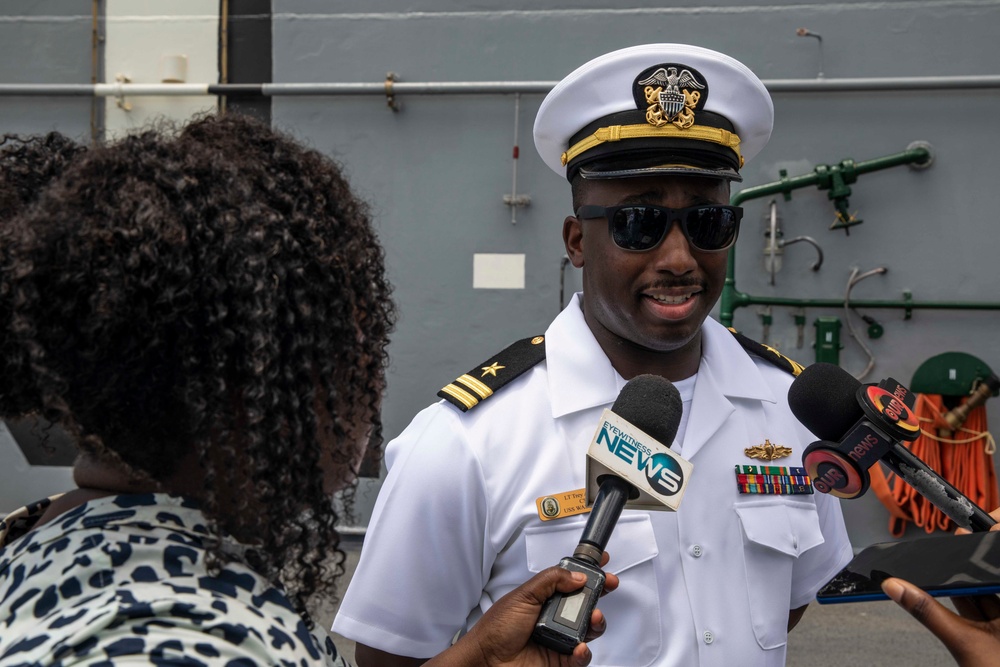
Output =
[
  {"x1": 787, "y1": 362, "x2": 863, "y2": 441},
  {"x1": 611, "y1": 374, "x2": 683, "y2": 446}
]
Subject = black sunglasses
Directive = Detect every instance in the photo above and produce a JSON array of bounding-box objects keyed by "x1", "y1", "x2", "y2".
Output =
[{"x1": 575, "y1": 204, "x2": 743, "y2": 252}]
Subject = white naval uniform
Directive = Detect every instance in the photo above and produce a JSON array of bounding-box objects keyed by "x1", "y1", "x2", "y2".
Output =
[{"x1": 333, "y1": 294, "x2": 853, "y2": 667}]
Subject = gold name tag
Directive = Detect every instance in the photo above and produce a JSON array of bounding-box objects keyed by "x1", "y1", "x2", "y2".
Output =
[{"x1": 536, "y1": 488, "x2": 591, "y2": 521}]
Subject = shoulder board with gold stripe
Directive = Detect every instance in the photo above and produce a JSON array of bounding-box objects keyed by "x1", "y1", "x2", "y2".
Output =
[
  {"x1": 727, "y1": 327, "x2": 805, "y2": 377},
  {"x1": 437, "y1": 335, "x2": 547, "y2": 412}
]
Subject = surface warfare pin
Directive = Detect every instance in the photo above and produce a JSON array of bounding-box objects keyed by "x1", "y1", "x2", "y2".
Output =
[{"x1": 744, "y1": 439, "x2": 792, "y2": 461}]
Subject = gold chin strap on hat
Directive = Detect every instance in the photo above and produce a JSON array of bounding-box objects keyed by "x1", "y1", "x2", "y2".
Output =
[{"x1": 561, "y1": 123, "x2": 744, "y2": 168}]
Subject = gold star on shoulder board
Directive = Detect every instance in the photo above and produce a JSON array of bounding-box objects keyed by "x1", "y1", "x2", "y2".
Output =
[
  {"x1": 481, "y1": 362, "x2": 505, "y2": 377},
  {"x1": 745, "y1": 439, "x2": 793, "y2": 461}
]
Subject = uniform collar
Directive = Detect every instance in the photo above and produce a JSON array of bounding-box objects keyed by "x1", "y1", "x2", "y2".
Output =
[
  {"x1": 683, "y1": 319, "x2": 777, "y2": 459},
  {"x1": 544, "y1": 294, "x2": 776, "y2": 419},
  {"x1": 545, "y1": 293, "x2": 626, "y2": 418},
  {"x1": 700, "y1": 317, "x2": 778, "y2": 404}
]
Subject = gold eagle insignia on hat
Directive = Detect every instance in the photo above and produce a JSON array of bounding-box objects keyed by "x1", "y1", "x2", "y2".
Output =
[{"x1": 636, "y1": 65, "x2": 706, "y2": 129}]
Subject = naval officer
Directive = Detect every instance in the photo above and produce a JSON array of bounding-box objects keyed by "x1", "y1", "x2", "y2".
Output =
[{"x1": 334, "y1": 43, "x2": 853, "y2": 666}]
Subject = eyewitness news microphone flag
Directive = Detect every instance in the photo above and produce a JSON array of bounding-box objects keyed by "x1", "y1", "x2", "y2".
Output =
[{"x1": 585, "y1": 382, "x2": 693, "y2": 512}]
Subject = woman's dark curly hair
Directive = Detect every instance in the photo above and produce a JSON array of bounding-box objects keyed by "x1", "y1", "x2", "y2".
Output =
[
  {"x1": 0, "y1": 131, "x2": 87, "y2": 218},
  {"x1": 0, "y1": 114, "x2": 396, "y2": 621}
]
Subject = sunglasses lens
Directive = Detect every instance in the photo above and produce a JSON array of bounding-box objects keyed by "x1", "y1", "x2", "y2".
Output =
[
  {"x1": 610, "y1": 207, "x2": 668, "y2": 251},
  {"x1": 685, "y1": 207, "x2": 740, "y2": 251}
]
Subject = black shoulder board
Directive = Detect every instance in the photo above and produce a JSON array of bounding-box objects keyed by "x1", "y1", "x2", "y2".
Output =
[
  {"x1": 728, "y1": 327, "x2": 805, "y2": 377},
  {"x1": 437, "y1": 335, "x2": 547, "y2": 412}
]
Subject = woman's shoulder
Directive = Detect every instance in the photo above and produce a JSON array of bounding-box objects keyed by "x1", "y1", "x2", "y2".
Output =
[{"x1": 0, "y1": 492, "x2": 345, "y2": 666}]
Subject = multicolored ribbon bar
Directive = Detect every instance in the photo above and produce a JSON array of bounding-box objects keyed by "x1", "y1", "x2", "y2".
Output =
[
  {"x1": 735, "y1": 465, "x2": 813, "y2": 494},
  {"x1": 736, "y1": 465, "x2": 807, "y2": 476}
]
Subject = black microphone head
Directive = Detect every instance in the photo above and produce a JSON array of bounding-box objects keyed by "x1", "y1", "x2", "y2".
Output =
[
  {"x1": 787, "y1": 362, "x2": 863, "y2": 441},
  {"x1": 611, "y1": 374, "x2": 683, "y2": 446}
]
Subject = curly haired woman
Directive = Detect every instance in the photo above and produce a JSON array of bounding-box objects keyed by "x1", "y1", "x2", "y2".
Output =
[{"x1": 0, "y1": 115, "x2": 611, "y2": 666}]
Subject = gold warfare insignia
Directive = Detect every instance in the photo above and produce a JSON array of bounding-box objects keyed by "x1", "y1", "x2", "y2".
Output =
[
  {"x1": 481, "y1": 362, "x2": 505, "y2": 377},
  {"x1": 635, "y1": 63, "x2": 707, "y2": 130},
  {"x1": 745, "y1": 439, "x2": 793, "y2": 461}
]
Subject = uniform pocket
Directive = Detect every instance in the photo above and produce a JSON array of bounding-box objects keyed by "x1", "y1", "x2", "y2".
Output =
[
  {"x1": 735, "y1": 499, "x2": 824, "y2": 649},
  {"x1": 525, "y1": 514, "x2": 662, "y2": 667}
]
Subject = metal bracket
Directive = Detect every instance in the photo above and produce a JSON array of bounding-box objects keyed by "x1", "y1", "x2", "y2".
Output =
[
  {"x1": 503, "y1": 194, "x2": 532, "y2": 207},
  {"x1": 778, "y1": 169, "x2": 794, "y2": 202},
  {"x1": 384, "y1": 72, "x2": 400, "y2": 112},
  {"x1": 114, "y1": 73, "x2": 132, "y2": 111}
]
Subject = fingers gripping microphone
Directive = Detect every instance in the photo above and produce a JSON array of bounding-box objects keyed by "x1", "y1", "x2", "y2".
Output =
[
  {"x1": 788, "y1": 363, "x2": 996, "y2": 532},
  {"x1": 531, "y1": 375, "x2": 685, "y2": 654}
]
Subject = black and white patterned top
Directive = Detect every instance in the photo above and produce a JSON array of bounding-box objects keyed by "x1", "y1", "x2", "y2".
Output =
[{"x1": 0, "y1": 493, "x2": 348, "y2": 666}]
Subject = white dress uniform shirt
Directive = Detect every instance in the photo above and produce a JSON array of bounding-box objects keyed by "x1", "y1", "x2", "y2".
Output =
[{"x1": 333, "y1": 294, "x2": 853, "y2": 666}]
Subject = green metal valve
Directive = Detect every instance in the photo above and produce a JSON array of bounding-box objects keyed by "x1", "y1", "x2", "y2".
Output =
[
  {"x1": 832, "y1": 198, "x2": 862, "y2": 231},
  {"x1": 815, "y1": 160, "x2": 864, "y2": 231},
  {"x1": 861, "y1": 314, "x2": 884, "y2": 339}
]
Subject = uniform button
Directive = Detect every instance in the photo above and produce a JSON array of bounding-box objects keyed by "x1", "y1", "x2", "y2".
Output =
[
  {"x1": 704, "y1": 630, "x2": 715, "y2": 644},
  {"x1": 691, "y1": 544, "x2": 703, "y2": 558}
]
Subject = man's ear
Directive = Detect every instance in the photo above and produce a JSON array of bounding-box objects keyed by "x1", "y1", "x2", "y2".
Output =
[{"x1": 563, "y1": 215, "x2": 585, "y2": 268}]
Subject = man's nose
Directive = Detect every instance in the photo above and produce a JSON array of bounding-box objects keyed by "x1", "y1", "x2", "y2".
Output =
[{"x1": 649, "y1": 221, "x2": 698, "y2": 274}]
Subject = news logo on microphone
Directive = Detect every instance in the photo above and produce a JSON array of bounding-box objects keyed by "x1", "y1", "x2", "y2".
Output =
[{"x1": 585, "y1": 408, "x2": 693, "y2": 512}]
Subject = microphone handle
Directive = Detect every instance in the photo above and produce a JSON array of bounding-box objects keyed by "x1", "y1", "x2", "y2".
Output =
[
  {"x1": 882, "y1": 444, "x2": 997, "y2": 532},
  {"x1": 531, "y1": 475, "x2": 633, "y2": 654},
  {"x1": 575, "y1": 476, "x2": 634, "y2": 564}
]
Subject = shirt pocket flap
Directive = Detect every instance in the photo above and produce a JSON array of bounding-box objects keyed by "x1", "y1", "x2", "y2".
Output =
[
  {"x1": 735, "y1": 500, "x2": 825, "y2": 557},
  {"x1": 525, "y1": 513, "x2": 658, "y2": 575}
]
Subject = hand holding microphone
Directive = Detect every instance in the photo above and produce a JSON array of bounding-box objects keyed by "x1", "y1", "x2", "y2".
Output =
[
  {"x1": 788, "y1": 363, "x2": 996, "y2": 532},
  {"x1": 442, "y1": 561, "x2": 618, "y2": 667},
  {"x1": 531, "y1": 375, "x2": 686, "y2": 654}
]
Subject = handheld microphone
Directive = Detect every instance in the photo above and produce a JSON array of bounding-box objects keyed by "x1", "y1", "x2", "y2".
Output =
[
  {"x1": 531, "y1": 375, "x2": 685, "y2": 654},
  {"x1": 788, "y1": 362, "x2": 996, "y2": 533}
]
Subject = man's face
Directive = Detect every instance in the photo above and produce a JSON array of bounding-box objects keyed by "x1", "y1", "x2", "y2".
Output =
[{"x1": 564, "y1": 174, "x2": 732, "y2": 363}]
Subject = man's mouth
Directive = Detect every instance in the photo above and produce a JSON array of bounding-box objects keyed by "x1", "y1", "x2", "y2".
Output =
[{"x1": 649, "y1": 293, "x2": 694, "y2": 305}]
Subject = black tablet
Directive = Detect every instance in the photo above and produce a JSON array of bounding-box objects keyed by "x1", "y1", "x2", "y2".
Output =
[{"x1": 817, "y1": 530, "x2": 1000, "y2": 604}]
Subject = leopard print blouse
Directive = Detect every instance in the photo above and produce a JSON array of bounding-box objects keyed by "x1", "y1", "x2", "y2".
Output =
[{"x1": 0, "y1": 493, "x2": 347, "y2": 666}]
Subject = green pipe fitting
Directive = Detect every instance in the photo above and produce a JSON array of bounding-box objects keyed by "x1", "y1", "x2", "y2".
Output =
[
  {"x1": 725, "y1": 293, "x2": 1000, "y2": 312},
  {"x1": 729, "y1": 146, "x2": 931, "y2": 208},
  {"x1": 722, "y1": 146, "x2": 938, "y2": 328}
]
